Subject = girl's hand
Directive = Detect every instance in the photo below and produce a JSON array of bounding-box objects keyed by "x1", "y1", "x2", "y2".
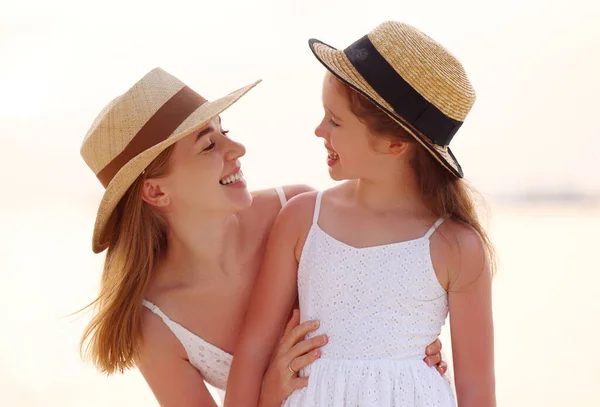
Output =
[{"x1": 258, "y1": 309, "x2": 327, "y2": 407}]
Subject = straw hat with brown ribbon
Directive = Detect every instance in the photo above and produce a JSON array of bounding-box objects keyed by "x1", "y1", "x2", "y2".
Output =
[
  {"x1": 309, "y1": 21, "x2": 475, "y2": 178},
  {"x1": 80, "y1": 68, "x2": 260, "y2": 253}
]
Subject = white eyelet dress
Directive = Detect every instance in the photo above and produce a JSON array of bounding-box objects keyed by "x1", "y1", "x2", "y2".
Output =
[{"x1": 283, "y1": 191, "x2": 456, "y2": 407}]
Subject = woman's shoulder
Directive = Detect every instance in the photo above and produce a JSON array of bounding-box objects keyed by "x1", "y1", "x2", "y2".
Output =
[{"x1": 247, "y1": 184, "x2": 315, "y2": 219}]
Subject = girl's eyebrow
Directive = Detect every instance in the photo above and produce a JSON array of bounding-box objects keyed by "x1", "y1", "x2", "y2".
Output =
[{"x1": 324, "y1": 106, "x2": 343, "y2": 121}]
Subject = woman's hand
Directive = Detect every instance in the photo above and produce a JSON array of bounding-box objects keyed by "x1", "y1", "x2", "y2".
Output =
[
  {"x1": 424, "y1": 338, "x2": 448, "y2": 376},
  {"x1": 258, "y1": 309, "x2": 327, "y2": 407}
]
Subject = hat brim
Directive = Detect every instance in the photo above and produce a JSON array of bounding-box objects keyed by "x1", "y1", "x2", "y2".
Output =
[
  {"x1": 92, "y1": 80, "x2": 260, "y2": 253},
  {"x1": 309, "y1": 39, "x2": 463, "y2": 178}
]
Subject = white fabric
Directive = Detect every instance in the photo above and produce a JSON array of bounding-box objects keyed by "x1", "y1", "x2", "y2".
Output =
[
  {"x1": 275, "y1": 186, "x2": 288, "y2": 207},
  {"x1": 142, "y1": 300, "x2": 232, "y2": 393},
  {"x1": 283, "y1": 191, "x2": 454, "y2": 407}
]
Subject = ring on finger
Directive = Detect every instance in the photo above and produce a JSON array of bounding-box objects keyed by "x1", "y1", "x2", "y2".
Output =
[{"x1": 287, "y1": 363, "x2": 296, "y2": 374}]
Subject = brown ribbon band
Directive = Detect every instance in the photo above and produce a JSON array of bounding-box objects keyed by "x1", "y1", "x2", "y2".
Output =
[{"x1": 97, "y1": 86, "x2": 207, "y2": 188}]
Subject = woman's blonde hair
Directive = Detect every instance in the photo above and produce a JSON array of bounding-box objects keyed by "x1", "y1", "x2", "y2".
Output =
[{"x1": 80, "y1": 146, "x2": 173, "y2": 374}]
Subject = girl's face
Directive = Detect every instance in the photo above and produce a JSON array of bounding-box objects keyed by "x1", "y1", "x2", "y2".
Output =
[
  {"x1": 314, "y1": 74, "x2": 394, "y2": 182},
  {"x1": 143, "y1": 116, "x2": 252, "y2": 217}
]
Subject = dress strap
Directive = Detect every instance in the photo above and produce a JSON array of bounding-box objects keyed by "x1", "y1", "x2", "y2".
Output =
[
  {"x1": 274, "y1": 186, "x2": 287, "y2": 208},
  {"x1": 142, "y1": 300, "x2": 201, "y2": 352},
  {"x1": 313, "y1": 191, "x2": 323, "y2": 225},
  {"x1": 142, "y1": 300, "x2": 186, "y2": 336},
  {"x1": 142, "y1": 300, "x2": 174, "y2": 326},
  {"x1": 424, "y1": 217, "x2": 445, "y2": 239}
]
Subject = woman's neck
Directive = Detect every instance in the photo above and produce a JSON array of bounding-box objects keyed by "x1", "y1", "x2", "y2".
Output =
[{"x1": 157, "y1": 212, "x2": 245, "y2": 285}]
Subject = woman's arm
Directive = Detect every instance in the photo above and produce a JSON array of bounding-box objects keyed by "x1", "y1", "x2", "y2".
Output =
[
  {"x1": 224, "y1": 194, "x2": 316, "y2": 407},
  {"x1": 137, "y1": 309, "x2": 219, "y2": 407},
  {"x1": 448, "y1": 227, "x2": 496, "y2": 407}
]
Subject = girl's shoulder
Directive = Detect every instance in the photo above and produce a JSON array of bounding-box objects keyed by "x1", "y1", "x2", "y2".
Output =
[
  {"x1": 276, "y1": 188, "x2": 320, "y2": 222},
  {"x1": 430, "y1": 219, "x2": 489, "y2": 291},
  {"x1": 238, "y1": 185, "x2": 316, "y2": 245}
]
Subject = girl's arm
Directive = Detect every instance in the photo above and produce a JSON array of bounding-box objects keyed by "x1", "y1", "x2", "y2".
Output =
[
  {"x1": 224, "y1": 193, "x2": 317, "y2": 407},
  {"x1": 447, "y1": 227, "x2": 496, "y2": 407}
]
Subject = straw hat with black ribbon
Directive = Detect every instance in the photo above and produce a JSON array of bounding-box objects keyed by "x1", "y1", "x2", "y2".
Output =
[
  {"x1": 80, "y1": 68, "x2": 260, "y2": 253},
  {"x1": 309, "y1": 21, "x2": 476, "y2": 178}
]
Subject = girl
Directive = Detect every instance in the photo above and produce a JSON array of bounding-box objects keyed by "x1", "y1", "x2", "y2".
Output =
[{"x1": 225, "y1": 21, "x2": 496, "y2": 407}]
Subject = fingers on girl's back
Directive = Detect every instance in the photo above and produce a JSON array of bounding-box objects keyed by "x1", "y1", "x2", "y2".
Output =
[
  {"x1": 291, "y1": 334, "x2": 327, "y2": 358},
  {"x1": 292, "y1": 347, "x2": 321, "y2": 371},
  {"x1": 288, "y1": 320, "x2": 319, "y2": 344},
  {"x1": 291, "y1": 377, "x2": 309, "y2": 390}
]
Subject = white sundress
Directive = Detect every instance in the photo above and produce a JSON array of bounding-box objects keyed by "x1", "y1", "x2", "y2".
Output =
[{"x1": 283, "y1": 191, "x2": 455, "y2": 407}]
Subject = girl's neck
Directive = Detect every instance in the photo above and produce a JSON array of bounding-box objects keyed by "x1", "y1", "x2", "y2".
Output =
[{"x1": 350, "y1": 171, "x2": 424, "y2": 214}]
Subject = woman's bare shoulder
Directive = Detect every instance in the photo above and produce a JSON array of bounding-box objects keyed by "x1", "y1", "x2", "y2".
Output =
[{"x1": 246, "y1": 184, "x2": 315, "y2": 220}]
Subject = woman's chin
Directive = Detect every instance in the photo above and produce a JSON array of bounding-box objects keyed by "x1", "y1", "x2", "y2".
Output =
[{"x1": 222, "y1": 185, "x2": 253, "y2": 210}]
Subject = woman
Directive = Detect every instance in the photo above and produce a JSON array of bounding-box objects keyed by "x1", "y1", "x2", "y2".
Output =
[{"x1": 79, "y1": 67, "x2": 446, "y2": 406}]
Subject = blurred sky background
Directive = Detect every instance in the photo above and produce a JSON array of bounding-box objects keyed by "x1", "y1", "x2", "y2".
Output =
[{"x1": 1, "y1": 0, "x2": 599, "y2": 406}]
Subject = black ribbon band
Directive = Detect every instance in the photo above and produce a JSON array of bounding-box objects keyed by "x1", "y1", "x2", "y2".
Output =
[{"x1": 344, "y1": 35, "x2": 462, "y2": 146}]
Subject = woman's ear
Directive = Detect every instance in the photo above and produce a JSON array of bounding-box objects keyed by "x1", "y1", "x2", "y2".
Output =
[{"x1": 141, "y1": 178, "x2": 171, "y2": 208}]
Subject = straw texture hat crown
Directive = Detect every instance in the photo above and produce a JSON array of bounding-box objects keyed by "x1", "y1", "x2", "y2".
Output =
[
  {"x1": 309, "y1": 21, "x2": 475, "y2": 177},
  {"x1": 80, "y1": 68, "x2": 260, "y2": 253}
]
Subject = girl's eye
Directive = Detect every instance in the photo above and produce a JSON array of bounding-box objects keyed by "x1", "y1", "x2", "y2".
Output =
[
  {"x1": 329, "y1": 119, "x2": 340, "y2": 127},
  {"x1": 204, "y1": 141, "x2": 216, "y2": 151},
  {"x1": 222, "y1": 129, "x2": 230, "y2": 136}
]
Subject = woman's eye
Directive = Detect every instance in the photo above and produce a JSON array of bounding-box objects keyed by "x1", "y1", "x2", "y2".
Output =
[
  {"x1": 204, "y1": 141, "x2": 216, "y2": 151},
  {"x1": 329, "y1": 119, "x2": 340, "y2": 127}
]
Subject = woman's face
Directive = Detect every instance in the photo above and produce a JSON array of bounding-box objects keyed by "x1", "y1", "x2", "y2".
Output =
[{"x1": 143, "y1": 116, "x2": 252, "y2": 217}]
